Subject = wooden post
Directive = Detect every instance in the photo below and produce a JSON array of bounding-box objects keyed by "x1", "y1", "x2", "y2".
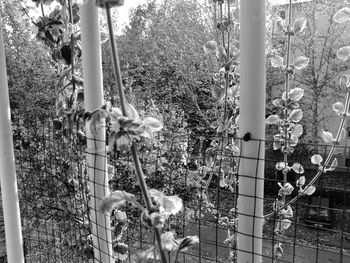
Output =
[
  {"x1": 238, "y1": 0, "x2": 266, "y2": 262},
  {"x1": 80, "y1": 0, "x2": 113, "y2": 262},
  {"x1": 0, "y1": 16, "x2": 25, "y2": 263}
]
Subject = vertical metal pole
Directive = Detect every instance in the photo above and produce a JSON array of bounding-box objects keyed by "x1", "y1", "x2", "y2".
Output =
[
  {"x1": 238, "y1": 0, "x2": 266, "y2": 263},
  {"x1": 80, "y1": 0, "x2": 113, "y2": 262},
  {"x1": 0, "y1": 17, "x2": 25, "y2": 263}
]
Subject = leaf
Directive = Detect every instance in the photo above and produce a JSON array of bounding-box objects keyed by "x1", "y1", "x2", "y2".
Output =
[
  {"x1": 293, "y1": 56, "x2": 309, "y2": 70},
  {"x1": 203, "y1": 40, "x2": 217, "y2": 54},
  {"x1": 311, "y1": 154, "x2": 323, "y2": 165},
  {"x1": 289, "y1": 109, "x2": 303, "y2": 122},
  {"x1": 339, "y1": 128, "x2": 347, "y2": 142},
  {"x1": 321, "y1": 130, "x2": 333, "y2": 143},
  {"x1": 266, "y1": 114, "x2": 280, "y2": 124},
  {"x1": 291, "y1": 162, "x2": 304, "y2": 174},
  {"x1": 212, "y1": 86, "x2": 225, "y2": 100},
  {"x1": 296, "y1": 176, "x2": 305, "y2": 187},
  {"x1": 149, "y1": 212, "x2": 166, "y2": 228},
  {"x1": 179, "y1": 236, "x2": 199, "y2": 252},
  {"x1": 86, "y1": 110, "x2": 107, "y2": 135},
  {"x1": 216, "y1": 45, "x2": 227, "y2": 63},
  {"x1": 337, "y1": 46, "x2": 350, "y2": 61},
  {"x1": 149, "y1": 189, "x2": 183, "y2": 216},
  {"x1": 339, "y1": 74, "x2": 350, "y2": 88},
  {"x1": 125, "y1": 103, "x2": 140, "y2": 120},
  {"x1": 235, "y1": 115, "x2": 240, "y2": 126},
  {"x1": 161, "y1": 232, "x2": 178, "y2": 252},
  {"x1": 290, "y1": 124, "x2": 303, "y2": 138},
  {"x1": 271, "y1": 55, "x2": 284, "y2": 68},
  {"x1": 275, "y1": 162, "x2": 287, "y2": 171},
  {"x1": 275, "y1": 17, "x2": 285, "y2": 33},
  {"x1": 273, "y1": 200, "x2": 284, "y2": 211},
  {"x1": 282, "y1": 91, "x2": 287, "y2": 101},
  {"x1": 273, "y1": 134, "x2": 282, "y2": 150},
  {"x1": 280, "y1": 205, "x2": 293, "y2": 218},
  {"x1": 274, "y1": 243, "x2": 283, "y2": 258},
  {"x1": 220, "y1": 178, "x2": 228, "y2": 188},
  {"x1": 303, "y1": 185, "x2": 316, "y2": 196},
  {"x1": 289, "y1": 102, "x2": 300, "y2": 109},
  {"x1": 293, "y1": 17, "x2": 307, "y2": 34},
  {"x1": 289, "y1": 87, "x2": 304, "y2": 102},
  {"x1": 99, "y1": 191, "x2": 136, "y2": 214},
  {"x1": 333, "y1": 102, "x2": 345, "y2": 116},
  {"x1": 143, "y1": 117, "x2": 163, "y2": 132},
  {"x1": 272, "y1": 98, "x2": 284, "y2": 107},
  {"x1": 327, "y1": 158, "x2": 338, "y2": 172},
  {"x1": 281, "y1": 219, "x2": 292, "y2": 230},
  {"x1": 114, "y1": 210, "x2": 127, "y2": 222},
  {"x1": 289, "y1": 135, "x2": 299, "y2": 147},
  {"x1": 278, "y1": 182, "x2": 294, "y2": 196},
  {"x1": 334, "y1": 7, "x2": 350, "y2": 23},
  {"x1": 134, "y1": 247, "x2": 157, "y2": 262}
]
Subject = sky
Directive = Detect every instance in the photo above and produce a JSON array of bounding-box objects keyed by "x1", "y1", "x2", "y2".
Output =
[{"x1": 116, "y1": 0, "x2": 146, "y2": 24}]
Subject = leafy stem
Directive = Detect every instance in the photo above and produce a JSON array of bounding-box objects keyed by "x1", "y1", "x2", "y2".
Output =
[
  {"x1": 105, "y1": 4, "x2": 168, "y2": 263},
  {"x1": 265, "y1": 89, "x2": 350, "y2": 218},
  {"x1": 266, "y1": 0, "x2": 309, "y2": 261},
  {"x1": 68, "y1": 0, "x2": 76, "y2": 106}
]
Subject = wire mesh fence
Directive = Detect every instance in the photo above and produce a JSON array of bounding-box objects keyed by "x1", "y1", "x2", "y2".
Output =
[{"x1": 5, "y1": 115, "x2": 350, "y2": 262}]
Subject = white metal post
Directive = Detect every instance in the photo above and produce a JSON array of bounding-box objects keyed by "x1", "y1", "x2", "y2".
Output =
[
  {"x1": 0, "y1": 17, "x2": 25, "y2": 263},
  {"x1": 80, "y1": 0, "x2": 113, "y2": 262},
  {"x1": 238, "y1": 0, "x2": 266, "y2": 262}
]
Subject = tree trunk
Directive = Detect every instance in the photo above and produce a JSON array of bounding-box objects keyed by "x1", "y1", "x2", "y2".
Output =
[{"x1": 312, "y1": 87, "x2": 319, "y2": 144}]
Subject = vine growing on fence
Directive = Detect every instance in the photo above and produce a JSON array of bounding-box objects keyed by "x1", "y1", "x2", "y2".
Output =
[
  {"x1": 265, "y1": 0, "x2": 310, "y2": 260},
  {"x1": 202, "y1": 0, "x2": 240, "y2": 261},
  {"x1": 266, "y1": 1, "x2": 350, "y2": 261},
  {"x1": 24, "y1": 0, "x2": 200, "y2": 261},
  {"x1": 22, "y1": 0, "x2": 92, "y2": 258}
]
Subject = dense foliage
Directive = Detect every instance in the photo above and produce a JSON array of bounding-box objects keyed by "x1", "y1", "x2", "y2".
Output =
[{"x1": 1, "y1": 2, "x2": 57, "y2": 118}]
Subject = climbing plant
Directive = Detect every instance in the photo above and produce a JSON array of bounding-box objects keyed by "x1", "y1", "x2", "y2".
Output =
[{"x1": 265, "y1": 1, "x2": 350, "y2": 261}]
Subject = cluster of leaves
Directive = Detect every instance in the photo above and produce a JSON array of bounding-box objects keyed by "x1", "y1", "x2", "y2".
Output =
[
  {"x1": 86, "y1": 102, "x2": 162, "y2": 152},
  {"x1": 26, "y1": 0, "x2": 85, "y2": 131},
  {"x1": 86, "y1": 99, "x2": 199, "y2": 261},
  {"x1": 266, "y1": 87, "x2": 304, "y2": 154}
]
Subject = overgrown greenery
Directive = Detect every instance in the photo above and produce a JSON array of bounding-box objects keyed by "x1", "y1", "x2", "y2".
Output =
[{"x1": 1, "y1": 0, "x2": 350, "y2": 262}]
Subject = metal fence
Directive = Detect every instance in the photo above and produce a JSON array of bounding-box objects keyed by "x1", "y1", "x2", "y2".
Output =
[{"x1": 8, "y1": 116, "x2": 350, "y2": 262}]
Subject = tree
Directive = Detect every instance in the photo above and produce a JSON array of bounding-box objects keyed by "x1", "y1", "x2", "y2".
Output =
[{"x1": 102, "y1": 0, "x2": 218, "y2": 134}]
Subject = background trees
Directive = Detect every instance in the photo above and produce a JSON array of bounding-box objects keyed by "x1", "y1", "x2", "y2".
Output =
[
  {"x1": 1, "y1": 2, "x2": 57, "y2": 119},
  {"x1": 102, "y1": 0, "x2": 218, "y2": 134}
]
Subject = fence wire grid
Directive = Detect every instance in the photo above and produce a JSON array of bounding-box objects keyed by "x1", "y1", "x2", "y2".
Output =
[{"x1": 2, "y1": 116, "x2": 350, "y2": 263}]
